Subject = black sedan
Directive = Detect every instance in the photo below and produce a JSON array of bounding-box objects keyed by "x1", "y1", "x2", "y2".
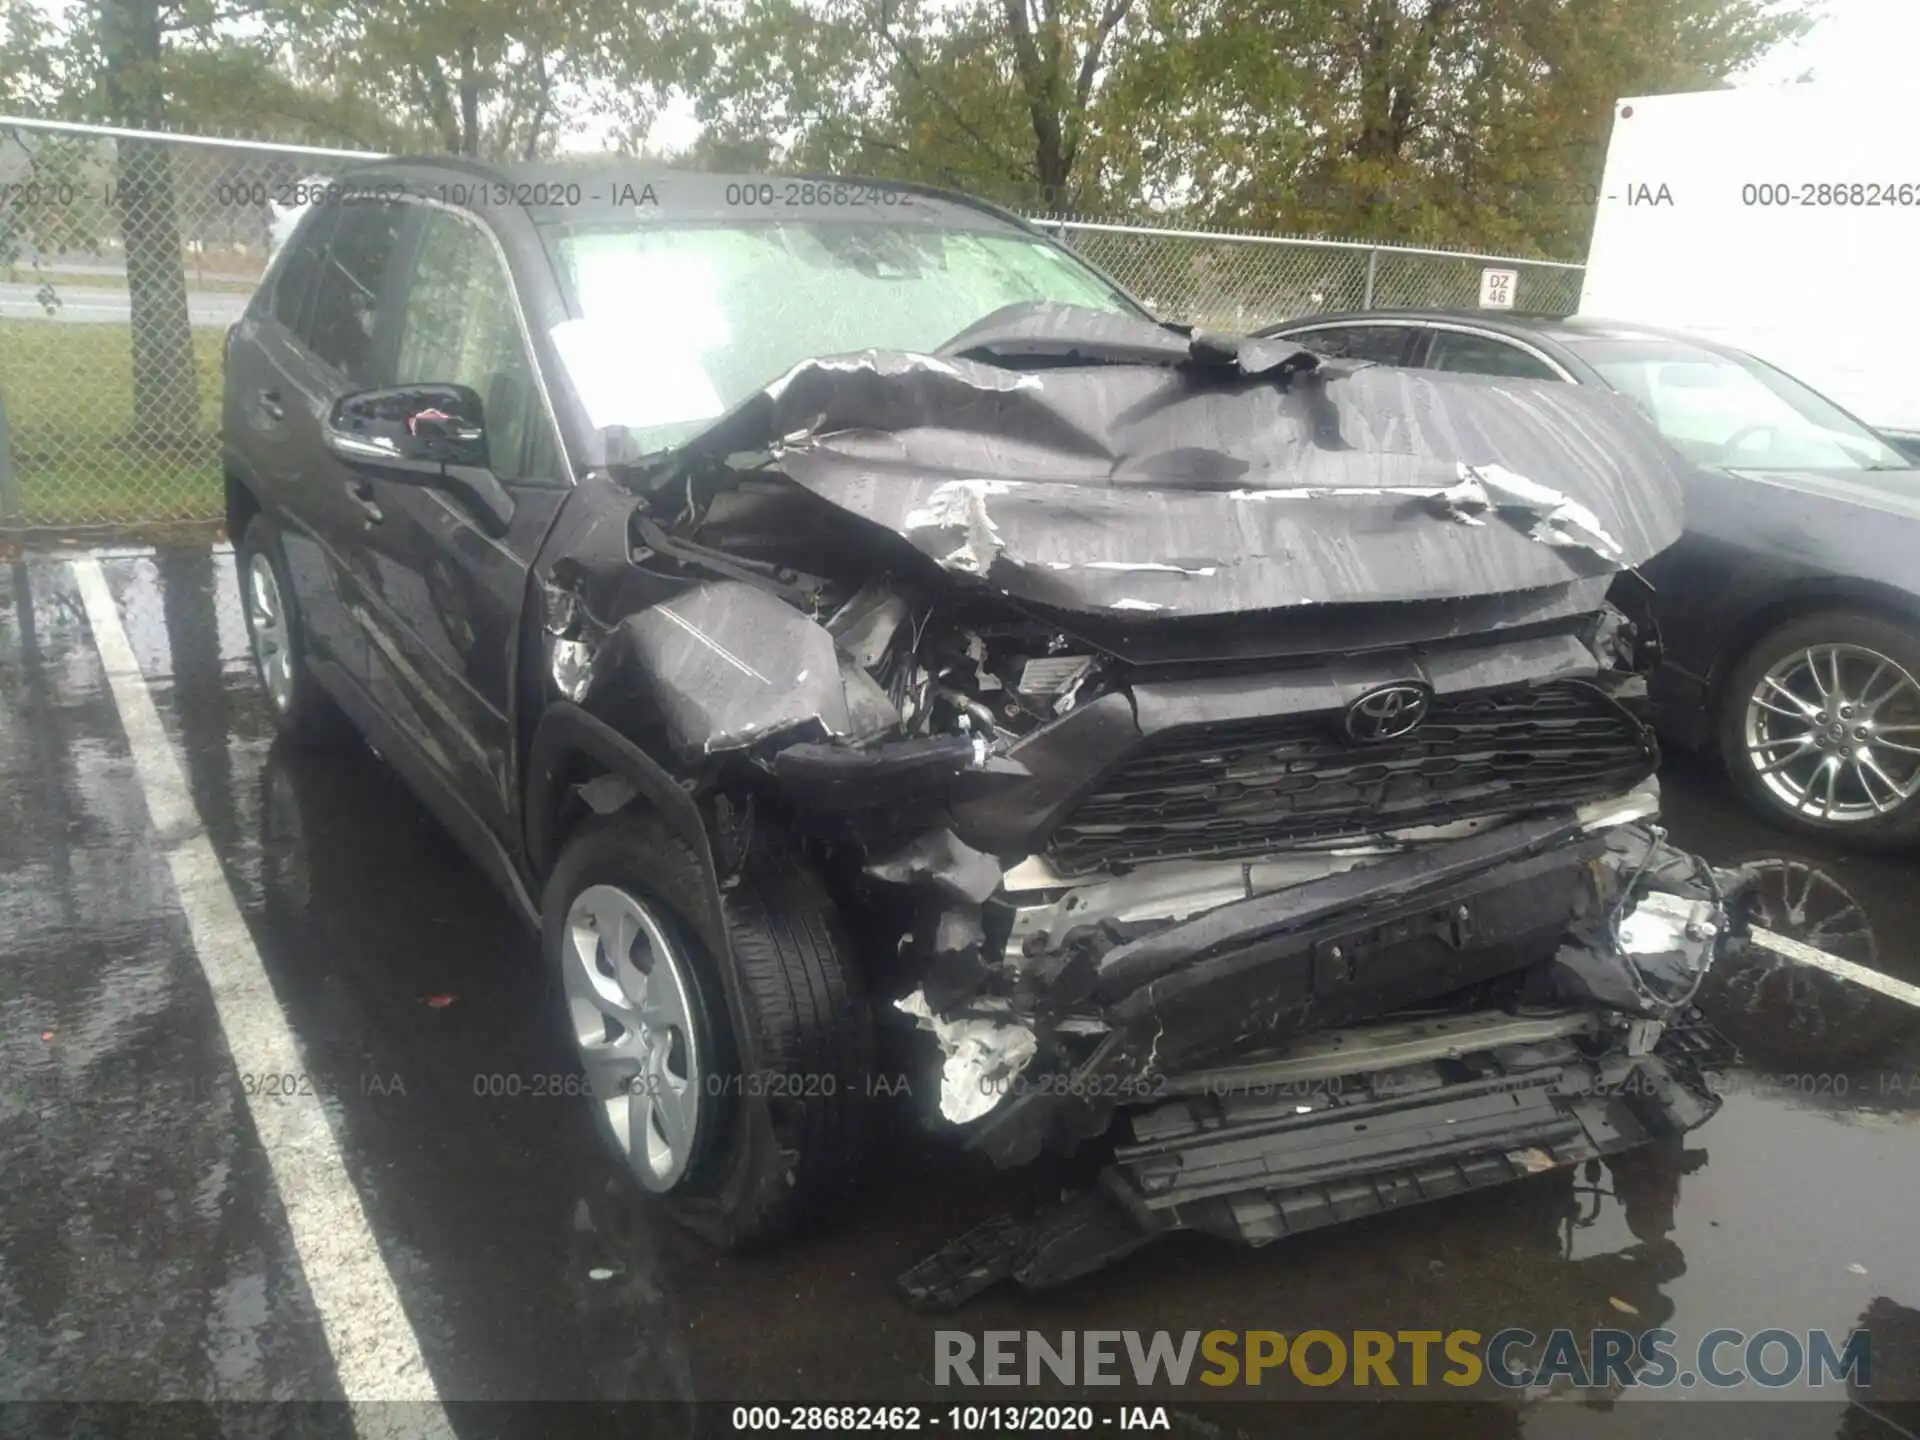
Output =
[{"x1": 1261, "y1": 310, "x2": 1920, "y2": 846}]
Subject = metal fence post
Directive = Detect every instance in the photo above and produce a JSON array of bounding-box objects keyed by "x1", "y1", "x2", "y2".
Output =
[
  {"x1": 1363, "y1": 248, "x2": 1379, "y2": 309},
  {"x1": 0, "y1": 390, "x2": 19, "y2": 525}
]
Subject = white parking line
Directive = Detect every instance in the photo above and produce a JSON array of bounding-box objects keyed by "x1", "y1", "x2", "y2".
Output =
[
  {"x1": 1750, "y1": 924, "x2": 1920, "y2": 1008},
  {"x1": 72, "y1": 558, "x2": 454, "y2": 1429}
]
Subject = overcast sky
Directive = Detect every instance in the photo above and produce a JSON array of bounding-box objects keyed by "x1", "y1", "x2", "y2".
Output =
[{"x1": 1734, "y1": 0, "x2": 1919, "y2": 87}]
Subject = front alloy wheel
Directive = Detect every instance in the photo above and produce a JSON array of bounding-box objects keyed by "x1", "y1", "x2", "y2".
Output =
[
  {"x1": 562, "y1": 884, "x2": 704, "y2": 1192},
  {"x1": 540, "y1": 811, "x2": 874, "y2": 1248},
  {"x1": 1723, "y1": 612, "x2": 1920, "y2": 845}
]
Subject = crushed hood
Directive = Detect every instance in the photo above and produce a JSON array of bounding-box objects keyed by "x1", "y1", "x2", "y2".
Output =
[{"x1": 667, "y1": 305, "x2": 1689, "y2": 618}]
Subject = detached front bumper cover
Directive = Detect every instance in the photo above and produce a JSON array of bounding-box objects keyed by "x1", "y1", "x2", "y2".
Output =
[{"x1": 897, "y1": 815, "x2": 1748, "y2": 1308}]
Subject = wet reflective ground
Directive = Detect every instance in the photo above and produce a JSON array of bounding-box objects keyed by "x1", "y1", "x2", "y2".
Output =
[{"x1": 7, "y1": 545, "x2": 1920, "y2": 1433}]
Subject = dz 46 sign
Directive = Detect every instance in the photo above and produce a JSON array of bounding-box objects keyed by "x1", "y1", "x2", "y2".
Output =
[{"x1": 1479, "y1": 267, "x2": 1518, "y2": 309}]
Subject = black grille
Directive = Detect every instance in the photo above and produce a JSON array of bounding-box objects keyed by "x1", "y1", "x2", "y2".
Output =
[{"x1": 1045, "y1": 680, "x2": 1654, "y2": 875}]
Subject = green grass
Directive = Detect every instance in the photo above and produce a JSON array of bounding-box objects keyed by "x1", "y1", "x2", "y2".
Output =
[{"x1": 0, "y1": 319, "x2": 226, "y2": 528}]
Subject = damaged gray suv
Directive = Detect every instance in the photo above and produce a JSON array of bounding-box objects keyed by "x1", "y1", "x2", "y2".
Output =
[{"x1": 225, "y1": 161, "x2": 1745, "y2": 1303}]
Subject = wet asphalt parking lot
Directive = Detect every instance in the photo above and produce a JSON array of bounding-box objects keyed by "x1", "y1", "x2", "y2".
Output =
[{"x1": 8, "y1": 543, "x2": 1920, "y2": 1437}]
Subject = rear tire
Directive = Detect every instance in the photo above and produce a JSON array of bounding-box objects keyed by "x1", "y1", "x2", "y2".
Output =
[
  {"x1": 541, "y1": 810, "x2": 874, "y2": 1249},
  {"x1": 1717, "y1": 610, "x2": 1920, "y2": 847},
  {"x1": 236, "y1": 514, "x2": 356, "y2": 747}
]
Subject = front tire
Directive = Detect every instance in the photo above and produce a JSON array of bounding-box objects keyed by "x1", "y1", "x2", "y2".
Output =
[
  {"x1": 541, "y1": 810, "x2": 874, "y2": 1249},
  {"x1": 1718, "y1": 610, "x2": 1920, "y2": 846}
]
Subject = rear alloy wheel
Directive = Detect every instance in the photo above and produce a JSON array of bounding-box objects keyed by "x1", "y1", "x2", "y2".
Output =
[
  {"x1": 236, "y1": 514, "x2": 356, "y2": 746},
  {"x1": 246, "y1": 550, "x2": 296, "y2": 715},
  {"x1": 1721, "y1": 612, "x2": 1920, "y2": 845}
]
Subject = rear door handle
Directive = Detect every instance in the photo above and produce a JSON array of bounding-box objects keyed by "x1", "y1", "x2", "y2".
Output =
[
  {"x1": 346, "y1": 478, "x2": 383, "y2": 525},
  {"x1": 256, "y1": 387, "x2": 284, "y2": 422}
]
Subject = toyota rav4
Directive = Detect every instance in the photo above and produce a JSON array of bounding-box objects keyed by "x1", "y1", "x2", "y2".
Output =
[{"x1": 225, "y1": 160, "x2": 1743, "y2": 1303}]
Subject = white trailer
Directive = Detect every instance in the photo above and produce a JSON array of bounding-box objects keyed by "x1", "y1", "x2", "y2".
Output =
[{"x1": 1578, "y1": 84, "x2": 1920, "y2": 447}]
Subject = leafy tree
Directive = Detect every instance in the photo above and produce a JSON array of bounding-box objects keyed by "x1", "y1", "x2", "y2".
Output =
[
  {"x1": 1110, "y1": 0, "x2": 1815, "y2": 252},
  {"x1": 682, "y1": 0, "x2": 1155, "y2": 210},
  {"x1": 1, "y1": 0, "x2": 65, "y2": 112},
  {"x1": 678, "y1": 0, "x2": 1812, "y2": 253},
  {"x1": 270, "y1": 0, "x2": 681, "y2": 159}
]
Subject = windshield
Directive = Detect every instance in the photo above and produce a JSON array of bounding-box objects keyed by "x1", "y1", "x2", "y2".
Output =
[
  {"x1": 1565, "y1": 337, "x2": 1906, "y2": 471},
  {"x1": 547, "y1": 220, "x2": 1135, "y2": 452}
]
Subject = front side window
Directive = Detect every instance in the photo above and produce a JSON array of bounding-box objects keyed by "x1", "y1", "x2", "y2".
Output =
[
  {"x1": 395, "y1": 210, "x2": 546, "y2": 480},
  {"x1": 1568, "y1": 338, "x2": 1907, "y2": 471},
  {"x1": 307, "y1": 200, "x2": 406, "y2": 384},
  {"x1": 546, "y1": 220, "x2": 1136, "y2": 452},
  {"x1": 1424, "y1": 329, "x2": 1562, "y2": 381}
]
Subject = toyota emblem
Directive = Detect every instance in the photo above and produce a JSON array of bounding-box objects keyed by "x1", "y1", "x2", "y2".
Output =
[{"x1": 1344, "y1": 682, "x2": 1432, "y2": 742}]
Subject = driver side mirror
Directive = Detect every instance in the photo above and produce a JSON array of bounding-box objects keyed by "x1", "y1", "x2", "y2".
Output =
[
  {"x1": 325, "y1": 383, "x2": 490, "y2": 469},
  {"x1": 324, "y1": 384, "x2": 514, "y2": 535}
]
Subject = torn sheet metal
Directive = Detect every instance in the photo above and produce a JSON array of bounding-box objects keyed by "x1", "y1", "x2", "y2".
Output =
[
  {"x1": 902, "y1": 479, "x2": 1015, "y2": 576},
  {"x1": 1434, "y1": 463, "x2": 1626, "y2": 558},
  {"x1": 864, "y1": 828, "x2": 1004, "y2": 906},
  {"x1": 896, "y1": 990, "x2": 1038, "y2": 1124},
  {"x1": 671, "y1": 305, "x2": 1686, "y2": 617},
  {"x1": 607, "y1": 579, "x2": 849, "y2": 760}
]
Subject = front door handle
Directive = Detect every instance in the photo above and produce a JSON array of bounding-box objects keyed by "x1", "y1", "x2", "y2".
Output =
[
  {"x1": 256, "y1": 387, "x2": 284, "y2": 422},
  {"x1": 346, "y1": 478, "x2": 384, "y2": 525}
]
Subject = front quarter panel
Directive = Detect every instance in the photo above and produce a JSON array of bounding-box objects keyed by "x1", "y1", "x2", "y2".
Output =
[
  {"x1": 1644, "y1": 466, "x2": 1920, "y2": 707},
  {"x1": 520, "y1": 473, "x2": 700, "y2": 790}
]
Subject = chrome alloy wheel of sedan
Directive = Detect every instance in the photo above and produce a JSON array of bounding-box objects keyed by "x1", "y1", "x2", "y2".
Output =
[
  {"x1": 562, "y1": 884, "x2": 703, "y2": 1191},
  {"x1": 1743, "y1": 643, "x2": 1920, "y2": 822},
  {"x1": 245, "y1": 551, "x2": 295, "y2": 714}
]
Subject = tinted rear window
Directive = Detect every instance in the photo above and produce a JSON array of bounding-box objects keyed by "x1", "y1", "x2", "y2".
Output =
[
  {"x1": 269, "y1": 206, "x2": 336, "y2": 337},
  {"x1": 307, "y1": 200, "x2": 407, "y2": 384},
  {"x1": 1425, "y1": 329, "x2": 1562, "y2": 380}
]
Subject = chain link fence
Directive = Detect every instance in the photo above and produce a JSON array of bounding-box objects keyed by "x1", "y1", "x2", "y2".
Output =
[
  {"x1": 1030, "y1": 219, "x2": 1585, "y2": 333},
  {"x1": 0, "y1": 118, "x2": 374, "y2": 534},
  {"x1": 1, "y1": 117, "x2": 1586, "y2": 535}
]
